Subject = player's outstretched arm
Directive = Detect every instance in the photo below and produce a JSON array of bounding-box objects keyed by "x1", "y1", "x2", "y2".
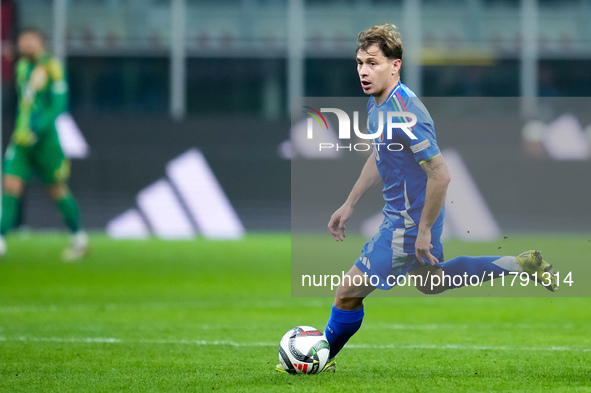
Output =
[
  {"x1": 33, "y1": 59, "x2": 68, "y2": 133},
  {"x1": 416, "y1": 154, "x2": 451, "y2": 265},
  {"x1": 12, "y1": 60, "x2": 37, "y2": 146},
  {"x1": 328, "y1": 155, "x2": 381, "y2": 242}
]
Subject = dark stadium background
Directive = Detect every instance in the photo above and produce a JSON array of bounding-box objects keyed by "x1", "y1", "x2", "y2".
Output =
[
  {"x1": 2, "y1": 0, "x2": 590, "y2": 235},
  {"x1": 1, "y1": 3, "x2": 591, "y2": 391}
]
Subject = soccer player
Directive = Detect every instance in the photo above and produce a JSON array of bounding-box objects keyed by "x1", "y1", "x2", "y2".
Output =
[
  {"x1": 277, "y1": 23, "x2": 557, "y2": 374},
  {"x1": 0, "y1": 29, "x2": 87, "y2": 261}
]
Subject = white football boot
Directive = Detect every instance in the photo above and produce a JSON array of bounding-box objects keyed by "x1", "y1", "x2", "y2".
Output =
[
  {"x1": 62, "y1": 231, "x2": 88, "y2": 262},
  {"x1": 0, "y1": 236, "x2": 6, "y2": 259}
]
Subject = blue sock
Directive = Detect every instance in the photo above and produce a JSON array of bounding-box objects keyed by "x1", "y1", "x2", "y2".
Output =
[
  {"x1": 439, "y1": 255, "x2": 520, "y2": 289},
  {"x1": 324, "y1": 304, "x2": 364, "y2": 359}
]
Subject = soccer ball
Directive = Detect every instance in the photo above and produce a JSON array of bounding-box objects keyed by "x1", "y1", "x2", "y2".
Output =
[{"x1": 278, "y1": 326, "x2": 330, "y2": 375}]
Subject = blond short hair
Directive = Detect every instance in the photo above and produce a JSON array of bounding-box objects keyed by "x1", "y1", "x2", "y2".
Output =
[{"x1": 357, "y1": 24, "x2": 403, "y2": 60}]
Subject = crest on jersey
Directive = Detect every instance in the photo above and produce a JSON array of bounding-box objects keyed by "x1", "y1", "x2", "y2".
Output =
[{"x1": 377, "y1": 130, "x2": 384, "y2": 143}]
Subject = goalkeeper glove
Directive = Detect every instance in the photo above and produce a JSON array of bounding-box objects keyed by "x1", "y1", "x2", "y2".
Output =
[{"x1": 12, "y1": 127, "x2": 37, "y2": 147}]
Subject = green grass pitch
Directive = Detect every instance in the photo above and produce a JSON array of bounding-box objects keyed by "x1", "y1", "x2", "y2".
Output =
[{"x1": 1, "y1": 232, "x2": 590, "y2": 392}]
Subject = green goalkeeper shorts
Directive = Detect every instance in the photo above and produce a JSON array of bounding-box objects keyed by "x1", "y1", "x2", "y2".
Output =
[{"x1": 3, "y1": 129, "x2": 70, "y2": 184}]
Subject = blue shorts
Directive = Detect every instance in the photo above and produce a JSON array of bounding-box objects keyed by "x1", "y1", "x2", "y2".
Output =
[{"x1": 354, "y1": 217, "x2": 444, "y2": 290}]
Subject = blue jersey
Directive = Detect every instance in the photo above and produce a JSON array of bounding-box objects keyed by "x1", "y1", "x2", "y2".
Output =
[{"x1": 368, "y1": 81, "x2": 444, "y2": 229}]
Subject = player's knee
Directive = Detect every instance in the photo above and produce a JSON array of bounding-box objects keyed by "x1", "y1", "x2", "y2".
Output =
[
  {"x1": 3, "y1": 176, "x2": 24, "y2": 197},
  {"x1": 48, "y1": 183, "x2": 69, "y2": 200},
  {"x1": 411, "y1": 266, "x2": 447, "y2": 295},
  {"x1": 416, "y1": 283, "x2": 447, "y2": 295}
]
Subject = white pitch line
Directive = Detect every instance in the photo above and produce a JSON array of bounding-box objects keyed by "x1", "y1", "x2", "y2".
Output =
[
  {"x1": 366, "y1": 322, "x2": 578, "y2": 330},
  {"x1": 346, "y1": 343, "x2": 591, "y2": 352},
  {"x1": 0, "y1": 336, "x2": 121, "y2": 343},
  {"x1": 0, "y1": 336, "x2": 589, "y2": 352},
  {"x1": 369, "y1": 323, "x2": 470, "y2": 330},
  {"x1": 0, "y1": 299, "x2": 309, "y2": 313}
]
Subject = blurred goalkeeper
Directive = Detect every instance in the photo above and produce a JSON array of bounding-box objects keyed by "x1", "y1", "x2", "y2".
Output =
[{"x1": 0, "y1": 29, "x2": 87, "y2": 261}]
